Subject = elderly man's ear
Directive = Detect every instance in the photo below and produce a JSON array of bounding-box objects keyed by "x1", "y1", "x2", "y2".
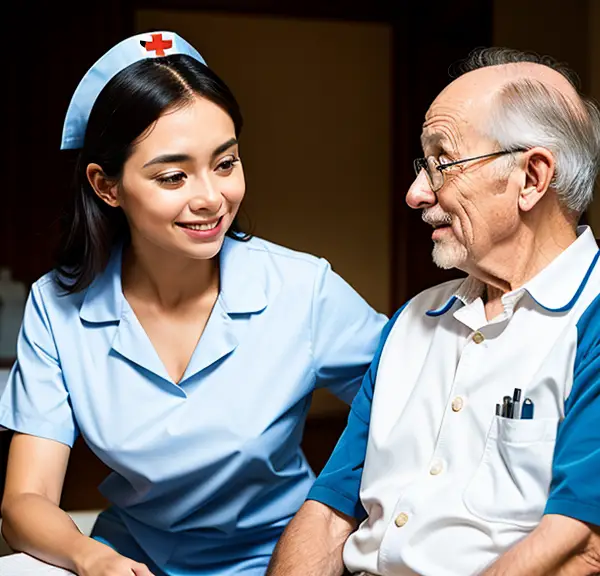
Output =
[{"x1": 518, "y1": 147, "x2": 555, "y2": 212}]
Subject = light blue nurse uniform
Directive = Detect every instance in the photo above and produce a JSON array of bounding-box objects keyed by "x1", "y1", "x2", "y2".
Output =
[{"x1": 0, "y1": 236, "x2": 387, "y2": 575}]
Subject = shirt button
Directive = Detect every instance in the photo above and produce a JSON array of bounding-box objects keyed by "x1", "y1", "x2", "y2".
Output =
[
  {"x1": 429, "y1": 460, "x2": 444, "y2": 475},
  {"x1": 395, "y1": 512, "x2": 409, "y2": 527},
  {"x1": 451, "y1": 396, "x2": 464, "y2": 412},
  {"x1": 472, "y1": 331, "x2": 485, "y2": 344}
]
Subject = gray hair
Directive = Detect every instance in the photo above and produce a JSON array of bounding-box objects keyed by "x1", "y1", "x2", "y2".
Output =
[{"x1": 456, "y1": 47, "x2": 600, "y2": 214}]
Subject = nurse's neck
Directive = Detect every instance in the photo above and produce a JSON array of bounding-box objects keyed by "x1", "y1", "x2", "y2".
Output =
[{"x1": 121, "y1": 240, "x2": 219, "y2": 310}]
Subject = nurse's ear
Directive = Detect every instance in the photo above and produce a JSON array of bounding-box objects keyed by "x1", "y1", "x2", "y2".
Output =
[{"x1": 86, "y1": 163, "x2": 121, "y2": 208}]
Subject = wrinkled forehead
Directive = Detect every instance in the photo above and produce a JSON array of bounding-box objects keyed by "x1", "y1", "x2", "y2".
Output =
[{"x1": 421, "y1": 83, "x2": 492, "y2": 153}]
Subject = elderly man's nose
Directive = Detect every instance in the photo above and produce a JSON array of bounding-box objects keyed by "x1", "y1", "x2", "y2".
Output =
[{"x1": 406, "y1": 169, "x2": 437, "y2": 209}]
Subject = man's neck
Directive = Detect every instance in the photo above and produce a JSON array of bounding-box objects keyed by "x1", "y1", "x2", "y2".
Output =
[{"x1": 467, "y1": 215, "x2": 578, "y2": 321}]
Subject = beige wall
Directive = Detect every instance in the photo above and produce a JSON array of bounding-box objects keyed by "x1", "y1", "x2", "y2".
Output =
[
  {"x1": 136, "y1": 11, "x2": 392, "y2": 415},
  {"x1": 136, "y1": 11, "x2": 392, "y2": 315},
  {"x1": 494, "y1": 0, "x2": 600, "y2": 235}
]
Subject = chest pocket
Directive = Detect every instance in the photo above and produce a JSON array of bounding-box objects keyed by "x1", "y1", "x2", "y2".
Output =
[{"x1": 463, "y1": 415, "x2": 559, "y2": 529}]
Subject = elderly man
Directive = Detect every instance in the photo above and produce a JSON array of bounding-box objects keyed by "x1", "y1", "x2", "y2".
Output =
[{"x1": 266, "y1": 48, "x2": 600, "y2": 576}]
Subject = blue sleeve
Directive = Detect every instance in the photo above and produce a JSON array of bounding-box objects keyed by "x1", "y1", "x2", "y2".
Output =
[
  {"x1": 545, "y1": 293, "x2": 600, "y2": 526},
  {"x1": 0, "y1": 282, "x2": 79, "y2": 447},
  {"x1": 307, "y1": 306, "x2": 405, "y2": 519},
  {"x1": 310, "y1": 260, "x2": 388, "y2": 404}
]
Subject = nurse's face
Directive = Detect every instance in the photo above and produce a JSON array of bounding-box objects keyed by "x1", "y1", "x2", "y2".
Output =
[{"x1": 93, "y1": 95, "x2": 245, "y2": 261}]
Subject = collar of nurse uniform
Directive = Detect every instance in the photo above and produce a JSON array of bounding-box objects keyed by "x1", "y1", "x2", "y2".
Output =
[
  {"x1": 425, "y1": 226, "x2": 599, "y2": 317},
  {"x1": 79, "y1": 236, "x2": 268, "y2": 323}
]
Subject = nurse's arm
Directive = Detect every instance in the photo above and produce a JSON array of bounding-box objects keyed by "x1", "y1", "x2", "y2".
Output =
[
  {"x1": 267, "y1": 309, "x2": 400, "y2": 575},
  {"x1": 1, "y1": 433, "x2": 154, "y2": 576},
  {"x1": 266, "y1": 500, "x2": 355, "y2": 576},
  {"x1": 268, "y1": 305, "x2": 401, "y2": 574},
  {"x1": 481, "y1": 514, "x2": 600, "y2": 575}
]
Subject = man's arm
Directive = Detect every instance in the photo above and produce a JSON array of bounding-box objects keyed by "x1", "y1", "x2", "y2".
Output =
[
  {"x1": 267, "y1": 501, "x2": 356, "y2": 576},
  {"x1": 482, "y1": 515, "x2": 600, "y2": 576}
]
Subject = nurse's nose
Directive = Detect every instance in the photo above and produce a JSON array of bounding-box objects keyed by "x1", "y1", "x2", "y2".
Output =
[
  {"x1": 406, "y1": 169, "x2": 437, "y2": 210},
  {"x1": 188, "y1": 176, "x2": 223, "y2": 213}
]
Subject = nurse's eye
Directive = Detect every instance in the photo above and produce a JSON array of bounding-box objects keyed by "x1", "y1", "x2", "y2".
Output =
[
  {"x1": 215, "y1": 157, "x2": 240, "y2": 174},
  {"x1": 156, "y1": 172, "x2": 187, "y2": 186}
]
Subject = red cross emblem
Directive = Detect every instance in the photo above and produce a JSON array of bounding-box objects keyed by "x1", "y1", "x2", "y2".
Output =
[{"x1": 143, "y1": 33, "x2": 173, "y2": 56}]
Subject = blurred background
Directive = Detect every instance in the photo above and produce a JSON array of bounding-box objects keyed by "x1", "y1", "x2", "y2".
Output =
[{"x1": 1, "y1": 0, "x2": 599, "y2": 523}]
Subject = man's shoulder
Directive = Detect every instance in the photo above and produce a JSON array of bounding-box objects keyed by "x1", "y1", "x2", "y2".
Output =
[
  {"x1": 376, "y1": 278, "x2": 467, "y2": 353},
  {"x1": 394, "y1": 277, "x2": 467, "y2": 321},
  {"x1": 574, "y1": 291, "x2": 600, "y2": 371}
]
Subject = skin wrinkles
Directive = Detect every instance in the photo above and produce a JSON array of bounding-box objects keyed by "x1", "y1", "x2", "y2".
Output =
[{"x1": 421, "y1": 115, "x2": 462, "y2": 156}]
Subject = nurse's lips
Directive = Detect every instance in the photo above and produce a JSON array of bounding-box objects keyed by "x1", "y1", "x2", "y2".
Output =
[
  {"x1": 176, "y1": 216, "x2": 224, "y2": 239},
  {"x1": 176, "y1": 217, "x2": 222, "y2": 231}
]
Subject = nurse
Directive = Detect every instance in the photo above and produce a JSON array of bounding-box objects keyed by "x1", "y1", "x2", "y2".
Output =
[{"x1": 0, "y1": 32, "x2": 386, "y2": 576}]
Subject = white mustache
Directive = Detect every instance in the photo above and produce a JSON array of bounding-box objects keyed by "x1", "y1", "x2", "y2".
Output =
[{"x1": 422, "y1": 207, "x2": 452, "y2": 227}]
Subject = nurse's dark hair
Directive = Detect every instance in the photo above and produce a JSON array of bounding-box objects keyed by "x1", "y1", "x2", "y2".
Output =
[{"x1": 55, "y1": 54, "x2": 249, "y2": 293}]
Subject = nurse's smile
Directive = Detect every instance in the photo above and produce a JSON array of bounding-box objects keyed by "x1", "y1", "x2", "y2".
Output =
[{"x1": 176, "y1": 216, "x2": 224, "y2": 240}]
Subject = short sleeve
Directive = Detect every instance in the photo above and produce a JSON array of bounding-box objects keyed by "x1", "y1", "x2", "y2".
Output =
[
  {"x1": 307, "y1": 307, "x2": 405, "y2": 519},
  {"x1": 0, "y1": 281, "x2": 79, "y2": 446},
  {"x1": 545, "y1": 293, "x2": 600, "y2": 526},
  {"x1": 310, "y1": 260, "x2": 388, "y2": 403}
]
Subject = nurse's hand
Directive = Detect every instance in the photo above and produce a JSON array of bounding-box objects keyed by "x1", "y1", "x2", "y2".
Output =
[{"x1": 75, "y1": 540, "x2": 155, "y2": 576}]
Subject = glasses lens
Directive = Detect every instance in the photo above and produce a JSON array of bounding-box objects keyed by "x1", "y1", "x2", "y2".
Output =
[
  {"x1": 413, "y1": 158, "x2": 426, "y2": 176},
  {"x1": 426, "y1": 156, "x2": 443, "y2": 191}
]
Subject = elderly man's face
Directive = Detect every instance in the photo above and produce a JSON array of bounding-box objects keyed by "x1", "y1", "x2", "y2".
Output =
[{"x1": 406, "y1": 74, "x2": 523, "y2": 272}]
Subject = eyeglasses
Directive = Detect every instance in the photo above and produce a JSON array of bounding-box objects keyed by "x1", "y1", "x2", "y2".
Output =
[{"x1": 413, "y1": 148, "x2": 527, "y2": 192}]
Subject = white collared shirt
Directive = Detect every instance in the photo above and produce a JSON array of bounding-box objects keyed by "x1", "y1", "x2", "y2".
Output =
[{"x1": 308, "y1": 226, "x2": 600, "y2": 576}]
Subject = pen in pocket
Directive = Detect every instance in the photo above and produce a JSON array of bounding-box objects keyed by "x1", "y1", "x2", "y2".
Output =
[
  {"x1": 496, "y1": 388, "x2": 528, "y2": 419},
  {"x1": 501, "y1": 395, "x2": 512, "y2": 418},
  {"x1": 521, "y1": 398, "x2": 534, "y2": 419},
  {"x1": 512, "y1": 388, "x2": 522, "y2": 419}
]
